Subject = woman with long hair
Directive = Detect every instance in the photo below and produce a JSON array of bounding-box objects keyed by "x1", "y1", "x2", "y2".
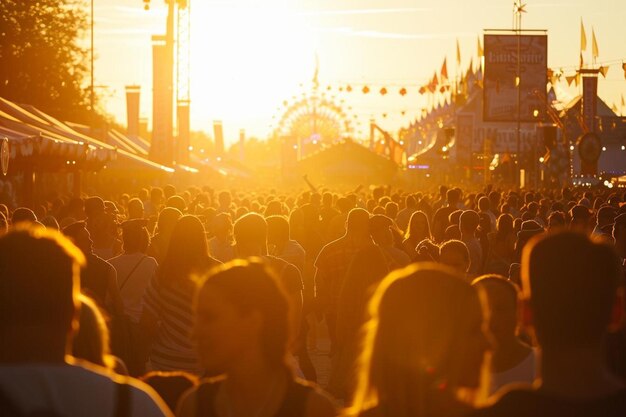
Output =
[
  {"x1": 346, "y1": 263, "x2": 489, "y2": 417},
  {"x1": 402, "y1": 212, "x2": 431, "y2": 260},
  {"x1": 177, "y1": 259, "x2": 336, "y2": 417},
  {"x1": 141, "y1": 215, "x2": 220, "y2": 374}
]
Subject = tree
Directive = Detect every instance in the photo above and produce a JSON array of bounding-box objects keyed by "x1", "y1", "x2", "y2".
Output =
[{"x1": 0, "y1": 0, "x2": 95, "y2": 123}]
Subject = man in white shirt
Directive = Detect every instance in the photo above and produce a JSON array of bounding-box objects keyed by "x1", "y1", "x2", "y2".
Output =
[{"x1": 0, "y1": 226, "x2": 170, "y2": 417}]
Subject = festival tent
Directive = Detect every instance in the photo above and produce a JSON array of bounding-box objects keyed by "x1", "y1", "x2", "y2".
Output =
[{"x1": 297, "y1": 138, "x2": 398, "y2": 185}]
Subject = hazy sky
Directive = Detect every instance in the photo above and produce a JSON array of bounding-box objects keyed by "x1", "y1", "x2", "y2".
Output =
[{"x1": 93, "y1": 0, "x2": 626, "y2": 144}]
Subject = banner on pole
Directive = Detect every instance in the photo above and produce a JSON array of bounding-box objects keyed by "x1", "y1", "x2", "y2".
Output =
[{"x1": 483, "y1": 33, "x2": 548, "y2": 122}]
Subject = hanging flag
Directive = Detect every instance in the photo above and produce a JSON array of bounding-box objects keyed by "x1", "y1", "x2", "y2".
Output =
[
  {"x1": 592, "y1": 28, "x2": 599, "y2": 59},
  {"x1": 456, "y1": 38, "x2": 461, "y2": 66},
  {"x1": 623, "y1": 62, "x2": 626, "y2": 79},
  {"x1": 362, "y1": 86, "x2": 370, "y2": 94},
  {"x1": 580, "y1": 18, "x2": 587, "y2": 52},
  {"x1": 575, "y1": 73, "x2": 581, "y2": 86},
  {"x1": 380, "y1": 87, "x2": 388, "y2": 95},
  {"x1": 399, "y1": 87, "x2": 407, "y2": 96},
  {"x1": 566, "y1": 75, "x2": 576, "y2": 86},
  {"x1": 547, "y1": 68, "x2": 554, "y2": 80},
  {"x1": 477, "y1": 36, "x2": 483, "y2": 57},
  {"x1": 419, "y1": 86, "x2": 427, "y2": 95},
  {"x1": 346, "y1": 85, "x2": 352, "y2": 92},
  {"x1": 599, "y1": 66, "x2": 608, "y2": 78},
  {"x1": 441, "y1": 57, "x2": 449, "y2": 81}
]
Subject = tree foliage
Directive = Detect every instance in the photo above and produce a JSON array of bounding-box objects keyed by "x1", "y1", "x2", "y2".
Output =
[{"x1": 0, "y1": 0, "x2": 95, "y2": 123}]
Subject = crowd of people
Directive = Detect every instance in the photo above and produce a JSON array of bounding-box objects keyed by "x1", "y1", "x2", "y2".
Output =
[{"x1": 0, "y1": 182, "x2": 625, "y2": 416}]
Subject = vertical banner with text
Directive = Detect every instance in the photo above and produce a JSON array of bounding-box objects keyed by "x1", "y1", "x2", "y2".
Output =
[{"x1": 483, "y1": 33, "x2": 548, "y2": 122}]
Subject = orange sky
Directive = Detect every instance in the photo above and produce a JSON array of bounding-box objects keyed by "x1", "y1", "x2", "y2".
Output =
[{"x1": 94, "y1": 0, "x2": 626, "y2": 144}]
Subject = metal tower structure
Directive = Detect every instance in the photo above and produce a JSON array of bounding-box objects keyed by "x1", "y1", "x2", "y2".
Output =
[{"x1": 143, "y1": 0, "x2": 191, "y2": 164}]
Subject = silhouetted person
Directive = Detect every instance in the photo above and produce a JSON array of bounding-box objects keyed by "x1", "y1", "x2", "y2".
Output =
[
  {"x1": 471, "y1": 232, "x2": 626, "y2": 417},
  {"x1": 177, "y1": 260, "x2": 335, "y2": 417},
  {"x1": 346, "y1": 263, "x2": 489, "y2": 417},
  {"x1": 0, "y1": 226, "x2": 170, "y2": 416},
  {"x1": 315, "y1": 208, "x2": 373, "y2": 352}
]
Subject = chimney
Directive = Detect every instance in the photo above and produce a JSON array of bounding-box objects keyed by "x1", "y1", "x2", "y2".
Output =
[
  {"x1": 213, "y1": 120, "x2": 224, "y2": 156},
  {"x1": 125, "y1": 85, "x2": 141, "y2": 137}
]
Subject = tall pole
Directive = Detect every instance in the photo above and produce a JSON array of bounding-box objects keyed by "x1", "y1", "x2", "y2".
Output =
[
  {"x1": 90, "y1": 0, "x2": 95, "y2": 133},
  {"x1": 515, "y1": 2, "x2": 522, "y2": 188}
]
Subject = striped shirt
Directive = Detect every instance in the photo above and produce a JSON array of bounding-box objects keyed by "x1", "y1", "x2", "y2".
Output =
[{"x1": 143, "y1": 276, "x2": 203, "y2": 375}]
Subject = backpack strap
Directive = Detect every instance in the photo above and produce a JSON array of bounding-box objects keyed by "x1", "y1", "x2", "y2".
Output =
[
  {"x1": 119, "y1": 256, "x2": 147, "y2": 292},
  {"x1": 114, "y1": 382, "x2": 131, "y2": 417}
]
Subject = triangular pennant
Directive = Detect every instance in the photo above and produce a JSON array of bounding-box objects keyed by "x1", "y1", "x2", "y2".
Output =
[
  {"x1": 399, "y1": 87, "x2": 407, "y2": 96},
  {"x1": 580, "y1": 18, "x2": 587, "y2": 52},
  {"x1": 566, "y1": 75, "x2": 576, "y2": 86},
  {"x1": 380, "y1": 87, "x2": 388, "y2": 95},
  {"x1": 441, "y1": 57, "x2": 449, "y2": 81},
  {"x1": 477, "y1": 36, "x2": 483, "y2": 58},
  {"x1": 362, "y1": 86, "x2": 370, "y2": 94},
  {"x1": 575, "y1": 73, "x2": 581, "y2": 86},
  {"x1": 456, "y1": 38, "x2": 461, "y2": 66},
  {"x1": 592, "y1": 28, "x2": 599, "y2": 59},
  {"x1": 419, "y1": 86, "x2": 427, "y2": 95},
  {"x1": 579, "y1": 52, "x2": 584, "y2": 69},
  {"x1": 599, "y1": 66, "x2": 608, "y2": 78}
]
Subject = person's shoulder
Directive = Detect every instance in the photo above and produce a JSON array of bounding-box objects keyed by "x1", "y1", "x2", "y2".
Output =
[
  {"x1": 469, "y1": 385, "x2": 543, "y2": 417},
  {"x1": 177, "y1": 377, "x2": 224, "y2": 417},
  {"x1": 291, "y1": 378, "x2": 336, "y2": 417},
  {"x1": 72, "y1": 362, "x2": 172, "y2": 416}
]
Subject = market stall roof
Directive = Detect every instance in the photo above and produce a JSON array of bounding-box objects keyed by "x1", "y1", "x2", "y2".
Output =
[{"x1": 0, "y1": 97, "x2": 174, "y2": 173}]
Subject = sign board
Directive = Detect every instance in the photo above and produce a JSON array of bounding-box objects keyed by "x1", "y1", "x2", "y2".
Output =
[{"x1": 483, "y1": 33, "x2": 547, "y2": 122}]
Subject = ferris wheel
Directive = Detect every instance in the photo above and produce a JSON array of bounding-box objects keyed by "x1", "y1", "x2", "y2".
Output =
[{"x1": 273, "y1": 91, "x2": 355, "y2": 150}]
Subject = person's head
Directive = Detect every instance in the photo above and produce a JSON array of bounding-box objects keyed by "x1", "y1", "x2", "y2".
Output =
[
  {"x1": 384, "y1": 202, "x2": 399, "y2": 220},
  {"x1": 160, "y1": 215, "x2": 209, "y2": 286},
  {"x1": 472, "y1": 275, "x2": 520, "y2": 347},
  {"x1": 446, "y1": 188, "x2": 461, "y2": 207},
  {"x1": 150, "y1": 187, "x2": 164, "y2": 204},
  {"x1": 194, "y1": 259, "x2": 291, "y2": 376},
  {"x1": 166, "y1": 195, "x2": 186, "y2": 213},
  {"x1": 478, "y1": 197, "x2": 490, "y2": 212},
  {"x1": 12, "y1": 207, "x2": 37, "y2": 225},
  {"x1": 73, "y1": 294, "x2": 113, "y2": 369},
  {"x1": 345, "y1": 208, "x2": 370, "y2": 239},
  {"x1": 439, "y1": 240, "x2": 470, "y2": 275},
  {"x1": 163, "y1": 184, "x2": 176, "y2": 200},
  {"x1": 459, "y1": 210, "x2": 480, "y2": 236},
  {"x1": 597, "y1": 206, "x2": 617, "y2": 228},
  {"x1": 84, "y1": 196, "x2": 105, "y2": 219},
  {"x1": 234, "y1": 213, "x2": 268, "y2": 255},
  {"x1": 569, "y1": 205, "x2": 593, "y2": 233},
  {"x1": 547, "y1": 211, "x2": 566, "y2": 232},
  {"x1": 496, "y1": 213, "x2": 514, "y2": 239},
  {"x1": 62, "y1": 221, "x2": 93, "y2": 255},
  {"x1": 120, "y1": 219, "x2": 150, "y2": 254},
  {"x1": 0, "y1": 226, "x2": 85, "y2": 358},
  {"x1": 351, "y1": 263, "x2": 488, "y2": 415},
  {"x1": 522, "y1": 232, "x2": 623, "y2": 351},
  {"x1": 155, "y1": 207, "x2": 183, "y2": 236},
  {"x1": 369, "y1": 215, "x2": 394, "y2": 247},
  {"x1": 406, "y1": 210, "x2": 431, "y2": 241},
  {"x1": 127, "y1": 198, "x2": 144, "y2": 219},
  {"x1": 266, "y1": 215, "x2": 290, "y2": 250},
  {"x1": 218, "y1": 191, "x2": 232, "y2": 209}
]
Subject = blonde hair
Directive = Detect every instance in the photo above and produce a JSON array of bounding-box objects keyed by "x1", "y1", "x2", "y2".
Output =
[{"x1": 348, "y1": 262, "x2": 482, "y2": 417}]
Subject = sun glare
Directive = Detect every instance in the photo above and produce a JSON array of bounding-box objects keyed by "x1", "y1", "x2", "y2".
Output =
[{"x1": 190, "y1": 2, "x2": 316, "y2": 139}]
